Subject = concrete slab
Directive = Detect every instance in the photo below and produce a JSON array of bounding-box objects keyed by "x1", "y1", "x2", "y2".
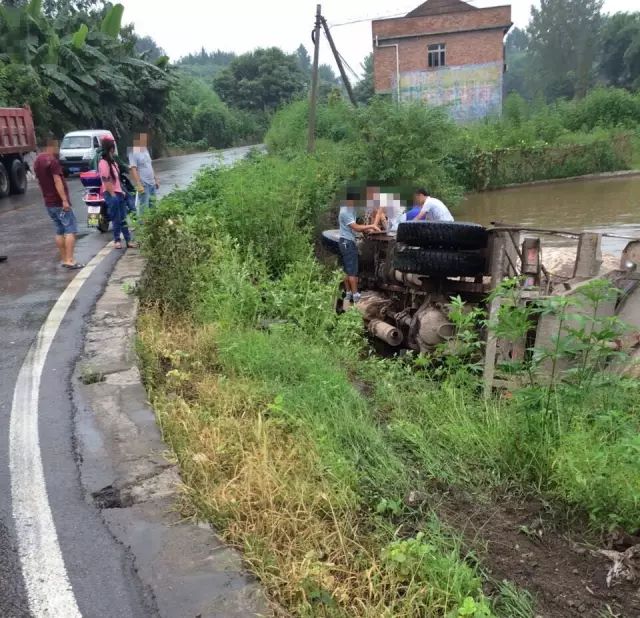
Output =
[{"x1": 74, "y1": 254, "x2": 270, "y2": 618}]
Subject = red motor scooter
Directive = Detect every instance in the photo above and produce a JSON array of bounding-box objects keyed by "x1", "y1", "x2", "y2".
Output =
[{"x1": 80, "y1": 170, "x2": 110, "y2": 233}]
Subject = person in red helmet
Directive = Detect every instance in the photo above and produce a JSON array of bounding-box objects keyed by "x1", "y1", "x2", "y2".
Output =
[{"x1": 98, "y1": 137, "x2": 136, "y2": 250}]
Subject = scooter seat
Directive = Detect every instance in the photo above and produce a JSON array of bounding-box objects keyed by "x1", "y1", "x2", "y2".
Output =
[{"x1": 79, "y1": 170, "x2": 101, "y2": 188}]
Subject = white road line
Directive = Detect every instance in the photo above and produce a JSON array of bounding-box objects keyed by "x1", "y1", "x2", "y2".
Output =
[{"x1": 10, "y1": 245, "x2": 113, "y2": 617}]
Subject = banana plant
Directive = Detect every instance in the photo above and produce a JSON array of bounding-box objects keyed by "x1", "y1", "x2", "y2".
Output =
[{"x1": 0, "y1": 0, "x2": 172, "y2": 138}]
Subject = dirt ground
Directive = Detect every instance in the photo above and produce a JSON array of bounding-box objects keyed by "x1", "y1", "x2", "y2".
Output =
[
  {"x1": 542, "y1": 246, "x2": 620, "y2": 279},
  {"x1": 438, "y1": 491, "x2": 640, "y2": 618}
]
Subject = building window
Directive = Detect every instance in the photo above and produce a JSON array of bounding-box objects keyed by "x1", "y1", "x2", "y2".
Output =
[{"x1": 428, "y1": 43, "x2": 446, "y2": 68}]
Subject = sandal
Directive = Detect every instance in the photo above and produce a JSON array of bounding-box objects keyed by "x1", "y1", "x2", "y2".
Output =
[
  {"x1": 62, "y1": 263, "x2": 85, "y2": 270},
  {"x1": 126, "y1": 241, "x2": 138, "y2": 249},
  {"x1": 114, "y1": 241, "x2": 122, "y2": 249}
]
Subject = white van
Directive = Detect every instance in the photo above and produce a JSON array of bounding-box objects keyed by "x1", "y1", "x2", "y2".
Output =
[{"x1": 59, "y1": 129, "x2": 117, "y2": 175}]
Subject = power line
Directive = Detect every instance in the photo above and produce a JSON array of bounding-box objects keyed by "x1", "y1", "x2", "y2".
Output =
[
  {"x1": 319, "y1": 21, "x2": 363, "y2": 80},
  {"x1": 329, "y1": 11, "x2": 407, "y2": 27},
  {"x1": 337, "y1": 49, "x2": 361, "y2": 81},
  {"x1": 329, "y1": 0, "x2": 492, "y2": 28}
]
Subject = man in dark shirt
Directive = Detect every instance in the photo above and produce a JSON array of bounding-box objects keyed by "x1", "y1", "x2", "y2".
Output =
[{"x1": 34, "y1": 140, "x2": 83, "y2": 269}]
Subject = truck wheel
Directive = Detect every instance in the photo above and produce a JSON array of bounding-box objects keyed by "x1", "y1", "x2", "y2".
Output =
[
  {"x1": 393, "y1": 246, "x2": 486, "y2": 277},
  {"x1": 9, "y1": 160, "x2": 27, "y2": 195},
  {"x1": 396, "y1": 221, "x2": 488, "y2": 250},
  {"x1": 0, "y1": 162, "x2": 10, "y2": 198},
  {"x1": 321, "y1": 230, "x2": 341, "y2": 256}
]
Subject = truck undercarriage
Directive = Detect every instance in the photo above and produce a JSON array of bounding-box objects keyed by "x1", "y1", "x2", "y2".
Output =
[{"x1": 322, "y1": 221, "x2": 640, "y2": 393}]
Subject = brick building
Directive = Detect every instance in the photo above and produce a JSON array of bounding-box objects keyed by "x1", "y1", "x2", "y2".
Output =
[{"x1": 372, "y1": 0, "x2": 512, "y2": 121}]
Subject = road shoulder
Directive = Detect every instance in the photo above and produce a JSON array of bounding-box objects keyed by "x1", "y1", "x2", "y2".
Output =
[{"x1": 73, "y1": 251, "x2": 269, "y2": 618}]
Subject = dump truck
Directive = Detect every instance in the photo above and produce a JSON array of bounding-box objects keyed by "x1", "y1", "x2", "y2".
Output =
[
  {"x1": 0, "y1": 106, "x2": 37, "y2": 198},
  {"x1": 322, "y1": 221, "x2": 640, "y2": 393}
]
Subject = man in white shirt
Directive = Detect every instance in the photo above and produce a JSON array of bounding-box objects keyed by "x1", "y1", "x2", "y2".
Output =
[{"x1": 413, "y1": 187, "x2": 454, "y2": 222}]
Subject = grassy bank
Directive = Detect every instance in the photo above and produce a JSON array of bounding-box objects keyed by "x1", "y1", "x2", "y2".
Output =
[
  {"x1": 136, "y1": 144, "x2": 640, "y2": 616},
  {"x1": 266, "y1": 88, "x2": 640, "y2": 199}
]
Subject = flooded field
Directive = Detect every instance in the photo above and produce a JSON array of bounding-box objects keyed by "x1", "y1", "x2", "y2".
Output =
[{"x1": 458, "y1": 173, "x2": 640, "y2": 255}]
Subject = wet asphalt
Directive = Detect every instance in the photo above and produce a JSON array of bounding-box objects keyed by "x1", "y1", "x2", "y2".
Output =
[{"x1": 0, "y1": 147, "x2": 254, "y2": 617}]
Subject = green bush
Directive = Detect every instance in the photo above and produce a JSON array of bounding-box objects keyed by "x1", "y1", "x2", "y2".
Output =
[
  {"x1": 165, "y1": 73, "x2": 263, "y2": 149},
  {"x1": 564, "y1": 87, "x2": 640, "y2": 132},
  {"x1": 266, "y1": 98, "x2": 357, "y2": 153}
]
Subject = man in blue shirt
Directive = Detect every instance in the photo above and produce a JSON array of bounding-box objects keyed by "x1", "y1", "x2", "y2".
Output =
[
  {"x1": 128, "y1": 132, "x2": 159, "y2": 217},
  {"x1": 339, "y1": 187, "x2": 380, "y2": 303}
]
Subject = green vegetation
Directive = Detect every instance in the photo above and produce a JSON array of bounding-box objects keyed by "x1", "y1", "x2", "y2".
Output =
[
  {"x1": 0, "y1": 1, "x2": 311, "y2": 152},
  {"x1": 266, "y1": 90, "x2": 639, "y2": 198},
  {"x1": 505, "y1": 4, "x2": 640, "y2": 100},
  {"x1": 164, "y1": 73, "x2": 260, "y2": 152},
  {"x1": 0, "y1": 0, "x2": 172, "y2": 145},
  {"x1": 137, "y1": 120, "x2": 640, "y2": 613}
]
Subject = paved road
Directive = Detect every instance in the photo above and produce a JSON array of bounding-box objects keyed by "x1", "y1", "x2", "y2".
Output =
[{"x1": 0, "y1": 147, "x2": 253, "y2": 617}]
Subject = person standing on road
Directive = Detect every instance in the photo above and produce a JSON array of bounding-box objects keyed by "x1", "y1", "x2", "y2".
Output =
[
  {"x1": 33, "y1": 140, "x2": 84, "y2": 269},
  {"x1": 339, "y1": 186, "x2": 380, "y2": 304},
  {"x1": 99, "y1": 137, "x2": 136, "y2": 250},
  {"x1": 412, "y1": 188, "x2": 454, "y2": 222},
  {"x1": 128, "y1": 132, "x2": 159, "y2": 218}
]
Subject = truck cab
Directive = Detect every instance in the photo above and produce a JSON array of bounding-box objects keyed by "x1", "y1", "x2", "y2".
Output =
[{"x1": 59, "y1": 130, "x2": 116, "y2": 175}]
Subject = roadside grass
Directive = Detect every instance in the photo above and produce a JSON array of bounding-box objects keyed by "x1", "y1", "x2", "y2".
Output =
[
  {"x1": 136, "y1": 140, "x2": 640, "y2": 616},
  {"x1": 138, "y1": 311, "x2": 498, "y2": 617},
  {"x1": 139, "y1": 298, "x2": 640, "y2": 614}
]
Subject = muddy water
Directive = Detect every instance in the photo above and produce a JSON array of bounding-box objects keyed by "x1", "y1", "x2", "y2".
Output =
[{"x1": 457, "y1": 174, "x2": 640, "y2": 255}]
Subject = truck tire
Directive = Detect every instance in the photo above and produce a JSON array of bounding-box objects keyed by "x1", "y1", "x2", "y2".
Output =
[
  {"x1": 9, "y1": 160, "x2": 27, "y2": 195},
  {"x1": 393, "y1": 245, "x2": 486, "y2": 277},
  {"x1": 396, "y1": 221, "x2": 488, "y2": 250},
  {"x1": 0, "y1": 162, "x2": 9, "y2": 198},
  {"x1": 321, "y1": 230, "x2": 341, "y2": 256}
]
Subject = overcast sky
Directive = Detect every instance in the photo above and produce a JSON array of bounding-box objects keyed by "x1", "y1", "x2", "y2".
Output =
[{"x1": 119, "y1": 0, "x2": 638, "y2": 79}]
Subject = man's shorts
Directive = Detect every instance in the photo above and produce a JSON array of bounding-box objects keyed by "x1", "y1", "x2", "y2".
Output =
[
  {"x1": 46, "y1": 206, "x2": 78, "y2": 235},
  {"x1": 339, "y1": 238, "x2": 359, "y2": 276}
]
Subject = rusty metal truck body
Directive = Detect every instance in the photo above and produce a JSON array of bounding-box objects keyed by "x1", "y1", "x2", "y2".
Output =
[{"x1": 322, "y1": 222, "x2": 640, "y2": 392}]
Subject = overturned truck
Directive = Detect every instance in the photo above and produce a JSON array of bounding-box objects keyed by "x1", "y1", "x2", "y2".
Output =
[{"x1": 322, "y1": 221, "x2": 640, "y2": 392}]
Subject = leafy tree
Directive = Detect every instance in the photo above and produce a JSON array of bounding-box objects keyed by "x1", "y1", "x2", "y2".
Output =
[
  {"x1": 0, "y1": 0, "x2": 173, "y2": 141},
  {"x1": 504, "y1": 28, "x2": 535, "y2": 99},
  {"x1": 134, "y1": 34, "x2": 165, "y2": 62},
  {"x1": 164, "y1": 73, "x2": 261, "y2": 148},
  {"x1": 527, "y1": 0, "x2": 604, "y2": 100},
  {"x1": 353, "y1": 53, "x2": 374, "y2": 104},
  {"x1": 42, "y1": 0, "x2": 102, "y2": 16},
  {"x1": 213, "y1": 47, "x2": 305, "y2": 112},
  {"x1": 506, "y1": 26, "x2": 528, "y2": 53},
  {"x1": 176, "y1": 48, "x2": 236, "y2": 80},
  {"x1": 295, "y1": 43, "x2": 311, "y2": 74},
  {"x1": 600, "y1": 12, "x2": 640, "y2": 90}
]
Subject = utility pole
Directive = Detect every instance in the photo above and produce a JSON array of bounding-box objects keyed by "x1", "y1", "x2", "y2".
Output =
[
  {"x1": 307, "y1": 4, "x2": 322, "y2": 154},
  {"x1": 320, "y1": 16, "x2": 357, "y2": 107}
]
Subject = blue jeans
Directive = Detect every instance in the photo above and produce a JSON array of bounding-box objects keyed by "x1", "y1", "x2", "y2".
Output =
[
  {"x1": 137, "y1": 182, "x2": 157, "y2": 217},
  {"x1": 105, "y1": 193, "x2": 131, "y2": 243},
  {"x1": 46, "y1": 206, "x2": 78, "y2": 235}
]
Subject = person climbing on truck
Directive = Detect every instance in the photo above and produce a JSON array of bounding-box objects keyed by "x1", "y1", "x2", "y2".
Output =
[
  {"x1": 411, "y1": 188, "x2": 454, "y2": 222},
  {"x1": 339, "y1": 186, "x2": 380, "y2": 304}
]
